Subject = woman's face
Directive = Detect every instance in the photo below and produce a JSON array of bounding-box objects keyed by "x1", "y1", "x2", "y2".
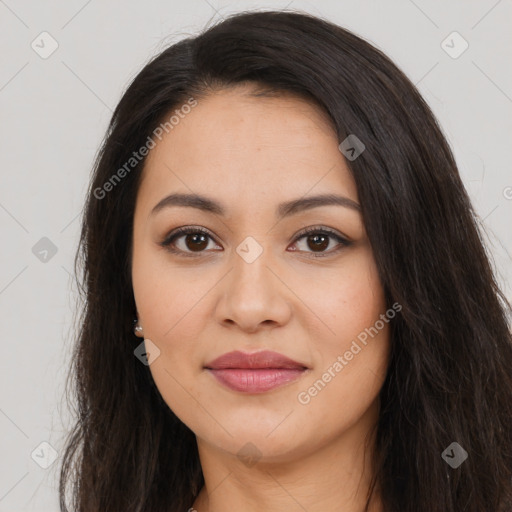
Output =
[{"x1": 131, "y1": 85, "x2": 391, "y2": 464}]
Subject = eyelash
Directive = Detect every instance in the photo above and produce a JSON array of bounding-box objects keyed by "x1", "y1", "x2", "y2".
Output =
[{"x1": 159, "y1": 225, "x2": 352, "y2": 259}]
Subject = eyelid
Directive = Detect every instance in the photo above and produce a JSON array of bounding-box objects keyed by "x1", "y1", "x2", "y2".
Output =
[{"x1": 294, "y1": 225, "x2": 350, "y2": 243}]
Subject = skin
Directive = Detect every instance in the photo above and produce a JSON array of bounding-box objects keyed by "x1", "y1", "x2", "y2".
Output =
[{"x1": 131, "y1": 84, "x2": 390, "y2": 512}]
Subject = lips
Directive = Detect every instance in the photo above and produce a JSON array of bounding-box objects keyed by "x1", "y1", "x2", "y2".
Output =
[
  {"x1": 204, "y1": 350, "x2": 309, "y2": 393},
  {"x1": 204, "y1": 350, "x2": 308, "y2": 370}
]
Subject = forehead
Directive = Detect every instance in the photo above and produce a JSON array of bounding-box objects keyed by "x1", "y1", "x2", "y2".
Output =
[{"x1": 137, "y1": 86, "x2": 358, "y2": 214}]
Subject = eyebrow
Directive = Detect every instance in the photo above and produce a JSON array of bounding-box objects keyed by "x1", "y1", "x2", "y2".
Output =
[{"x1": 150, "y1": 192, "x2": 361, "y2": 219}]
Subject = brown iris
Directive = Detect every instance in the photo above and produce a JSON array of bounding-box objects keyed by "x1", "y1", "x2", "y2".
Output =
[
  {"x1": 184, "y1": 233, "x2": 209, "y2": 252},
  {"x1": 307, "y1": 233, "x2": 329, "y2": 252}
]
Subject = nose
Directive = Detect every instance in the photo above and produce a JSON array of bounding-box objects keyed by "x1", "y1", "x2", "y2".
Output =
[{"x1": 214, "y1": 240, "x2": 292, "y2": 334}]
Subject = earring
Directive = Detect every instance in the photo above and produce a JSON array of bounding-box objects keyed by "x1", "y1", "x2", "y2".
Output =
[{"x1": 133, "y1": 318, "x2": 143, "y2": 335}]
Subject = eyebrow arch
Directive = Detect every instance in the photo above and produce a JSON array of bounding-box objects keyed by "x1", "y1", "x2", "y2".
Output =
[{"x1": 150, "y1": 192, "x2": 361, "y2": 219}]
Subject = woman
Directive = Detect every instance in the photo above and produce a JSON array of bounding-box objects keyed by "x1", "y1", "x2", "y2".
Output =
[{"x1": 59, "y1": 9, "x2": 512, "y2": 512}]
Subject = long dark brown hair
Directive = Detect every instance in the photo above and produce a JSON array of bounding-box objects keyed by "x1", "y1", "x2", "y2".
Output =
[{"x1": 59, "y1": 9, "x2": 512, "y2": 512}]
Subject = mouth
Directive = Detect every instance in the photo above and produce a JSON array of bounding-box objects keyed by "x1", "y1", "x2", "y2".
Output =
[
  {"x1": 204, "y1": 350, "x2": 310, "y2": 393},
  {"x1": 206, "y1": 368, "x2": 308, "y2": 393}
]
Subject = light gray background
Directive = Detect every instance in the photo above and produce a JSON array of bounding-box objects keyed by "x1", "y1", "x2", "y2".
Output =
[{"x1": 1, "y1": 0, "x2": 511, "y2": 510}]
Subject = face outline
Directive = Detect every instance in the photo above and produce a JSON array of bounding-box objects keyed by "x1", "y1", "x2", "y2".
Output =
[{"x1": 131, "y1": 84, "x2": 391, "y2": 468}]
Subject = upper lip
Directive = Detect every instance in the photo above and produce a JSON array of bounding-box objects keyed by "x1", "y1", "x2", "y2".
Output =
[{"x1": 205, "y1": 350, "x2": 308, "y2": 370}]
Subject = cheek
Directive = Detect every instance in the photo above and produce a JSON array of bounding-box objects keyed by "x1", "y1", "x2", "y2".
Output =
[
  {"x1": 301, "y1": 249, "x2": 386, "y2": 353},
  {"x1": 131, "y1": 248, "x2": 214, "y2": 391},
  {"x1": 132, "y1": 243, "x2": 212, "y2": 341},
  {"x1": 296, "y1": 265, "x2": 390, "y2": 434}
]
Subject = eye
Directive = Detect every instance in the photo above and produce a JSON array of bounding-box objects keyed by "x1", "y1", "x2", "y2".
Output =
[
  {"x1": 160, "y1": 226, "x2": 221, "y2": 257},
  {"x1": 290, "y1": 226, "x2": 352, "y2": 258}
]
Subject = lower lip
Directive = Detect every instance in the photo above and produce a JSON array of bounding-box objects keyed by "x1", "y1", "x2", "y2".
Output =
[{"x1": 207, "y1": 368, "x2": 307, "y2": 393}]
